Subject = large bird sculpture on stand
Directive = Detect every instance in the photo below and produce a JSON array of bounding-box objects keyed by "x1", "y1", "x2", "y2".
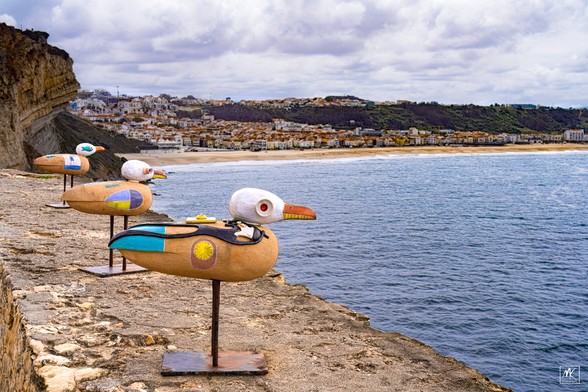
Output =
[
  {"x1": 109, "y1": 187, "x2": 316, "y2": 374},
  {"x1": 62, "y1": 160, "x2": 167, "y2": 276},
  {"x1": 34, "y1": 143, "x2": 105, "y2": 208}
]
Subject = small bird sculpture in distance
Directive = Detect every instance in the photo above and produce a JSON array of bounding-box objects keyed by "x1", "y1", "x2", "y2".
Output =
[
  {"x1": 34, "y1": 142, "x2": 105, "y2": 176},
  {"x1": 34, "y1": 142, "x2": 105, "y2": 207}
]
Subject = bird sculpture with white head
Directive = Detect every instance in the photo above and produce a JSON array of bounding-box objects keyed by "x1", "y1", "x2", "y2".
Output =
[
  {"x1": 34, "y1": 142, "x2": 106, "y2": 207},
  {"x1": 35, "y1": 142, "x2": 105, "y2": 176},
  {"x1": 61, "y1": 160, "x2": 167, "y2": 275},
  {"x1": 228, "y1": 187, "x2": 317, "y2": 225},
  {"x1": 62, "y1": 160, "x2": 167, "y2": 216},
  {"x1": 109, "y1": 188, "x2": 316, "y2": 282}
]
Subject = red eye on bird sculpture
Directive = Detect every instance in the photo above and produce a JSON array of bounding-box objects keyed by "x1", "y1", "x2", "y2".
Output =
[{"x1": 256, "y1": 199, "x2": 273, "y2": 217}]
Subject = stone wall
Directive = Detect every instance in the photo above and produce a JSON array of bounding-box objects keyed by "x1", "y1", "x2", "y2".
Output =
[{"x1": 0, "y1": 264, "x2": 42, "y2": 391}]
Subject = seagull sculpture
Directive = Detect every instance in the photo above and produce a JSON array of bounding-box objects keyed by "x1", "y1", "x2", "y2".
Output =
[
  {"x1": 62, "y1": 160, "x2": 167, "y2": 276},
  {"x1": 109, "y1": 187, "x2": 316, "y2": 281},
  {"x1": 108, "y1": 187, "x2": 316, "y2": 374},
  {"x1": 34, "y1": 142, "x2": 105, "y2": 207}
]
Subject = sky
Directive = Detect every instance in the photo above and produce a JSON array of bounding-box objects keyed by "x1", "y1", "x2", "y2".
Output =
[{"x1": 2, "y1": 0, "x2": 588, "y2": 107}]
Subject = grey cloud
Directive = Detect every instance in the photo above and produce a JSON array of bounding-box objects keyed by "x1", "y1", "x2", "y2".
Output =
[
  {"x1": 276, "y1": 35, "x2": 363, "y2": 56},
  {"x1": 4, "y1": 0, "x2": 588, "y2": 106}
]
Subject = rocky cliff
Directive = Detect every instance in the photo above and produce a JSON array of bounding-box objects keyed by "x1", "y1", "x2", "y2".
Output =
[
  {"x1": 0, "y1": 23, "x2": 79, "y2": 169},
  {"x1": 0, "y1": 23, "x2": 145, "y2": 179}
]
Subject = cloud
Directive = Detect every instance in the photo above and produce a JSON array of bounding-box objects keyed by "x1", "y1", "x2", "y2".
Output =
[
  {"x1": 3, "y1": 0, "x2": 588, "y2": 106},
  {"x1": 0, "y1": 14, "x2": 17, "y2": 27}
]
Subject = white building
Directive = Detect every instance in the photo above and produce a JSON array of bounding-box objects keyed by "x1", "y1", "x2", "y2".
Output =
[{"x1": 564, "y1": 129, "x2": 584, "y2": 141}]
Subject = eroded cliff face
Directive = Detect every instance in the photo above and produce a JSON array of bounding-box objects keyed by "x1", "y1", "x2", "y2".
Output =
[{"x1": 0, "y1": 23, "x2": 80, "y2": 169}]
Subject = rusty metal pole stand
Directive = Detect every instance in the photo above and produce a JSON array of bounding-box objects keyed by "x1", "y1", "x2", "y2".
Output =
[
  {"x1": 46, "y1": 174, "x2": 72, "y2": 209},
  {"x1": 121, "y1": 216, "x2": 128, "y2": 271},
  {"x1": 79, "y1": 215, "x2": 148, "y2": 277},
  {"x1": 109, "y1": 215, "x2": 114, "y2": 267},
  {"x1": 211, "y1": 279, "x2": 220, "y2": 367},
  {"x1": 161, "y1": 279, "x2": 268, "y2": 376}
]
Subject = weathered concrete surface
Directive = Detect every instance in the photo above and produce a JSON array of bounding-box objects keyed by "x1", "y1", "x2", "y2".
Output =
[{"x1": 0, "y1": 170, "x2": 511, "y2": 392}]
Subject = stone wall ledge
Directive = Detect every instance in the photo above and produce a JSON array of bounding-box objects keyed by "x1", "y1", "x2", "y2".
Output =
[{"x1": 0, "y1": 170, "x2": 510, "y2": 392}]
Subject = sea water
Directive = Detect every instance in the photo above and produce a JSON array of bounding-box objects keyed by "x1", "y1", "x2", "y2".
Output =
[{"x1": 149, "y1": 151, "x2": 588, "y2": 392}]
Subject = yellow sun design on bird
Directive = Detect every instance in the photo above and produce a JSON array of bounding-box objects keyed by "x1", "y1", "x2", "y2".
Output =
[
  {"x1": 191, "y1": 240, "x2": 216, "y2": 270},
  {"x1": 194, "y1": 241, "x2": 214, "y2": 260}
]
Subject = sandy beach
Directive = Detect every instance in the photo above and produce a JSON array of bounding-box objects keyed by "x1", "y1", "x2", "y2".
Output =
[{"x1": 119, "y1": 143, "x2": 588, "y2": 167}]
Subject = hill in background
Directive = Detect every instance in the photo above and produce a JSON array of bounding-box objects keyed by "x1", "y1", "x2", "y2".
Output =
[{"x1": 204, "y1": 101, "x2": 588, "y2": 133}]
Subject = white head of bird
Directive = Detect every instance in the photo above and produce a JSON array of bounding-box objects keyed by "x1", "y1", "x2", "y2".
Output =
[
  {"x1": 228, "y1": 188, "x2": 316, "y2": 225},
  {"x1": 75, "y1": 143, "x2": 105, "y2": 156},
  {"x1": 121, "y1": 160, "x2": 167, "y2": 182}
]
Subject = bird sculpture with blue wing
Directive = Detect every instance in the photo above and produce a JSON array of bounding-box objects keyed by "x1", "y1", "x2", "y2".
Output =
[
  {"x1": 109, "y1": 188, "x2": 316, "y2": 282},
  {"x1": 34, "y1": 142, "x2": 105, "y2": 176},
  {"x1": 62, "y1": 159, "x2": 167, "y2": 216},
  {"x1": 34, "y1": 143, "x2": 106, "y2": 207},
  {"x1": 62, "y1": 159, "x2": 167, "y2": 275}
]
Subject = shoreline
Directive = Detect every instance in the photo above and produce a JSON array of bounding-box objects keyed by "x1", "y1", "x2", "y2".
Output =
[{"x1": 119, "y1": 143, "x2": 588, "y2": 167}]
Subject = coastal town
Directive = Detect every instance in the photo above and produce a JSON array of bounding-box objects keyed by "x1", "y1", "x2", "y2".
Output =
[{"x1": 71, "y1": 89, "x2": 587, "y2": 154}]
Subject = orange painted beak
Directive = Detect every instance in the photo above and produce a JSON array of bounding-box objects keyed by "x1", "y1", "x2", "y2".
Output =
[
  {"x1": 283, "y1": 203, "x2": 316, "y2": 220},
  {"x1": 152, "y1": 169, "x2": 167, "y2": 179},
  {"x1": 95, "y1": 146, "x2": 105, "y2": 152}
]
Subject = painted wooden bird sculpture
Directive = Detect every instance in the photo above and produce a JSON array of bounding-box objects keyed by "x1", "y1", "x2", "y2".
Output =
[
  {"x1": 108, "y1": 188, "x2": 316, "y2": 282},
  {"x1": 61, "y1": 160, "x2": 167, "y2": 216},
  {"x1": 62, "y1": 160, "x2": 167, "y2": 275},
  {"x1": 34, "y1": 143, "x2": 105, "y2": 176}
]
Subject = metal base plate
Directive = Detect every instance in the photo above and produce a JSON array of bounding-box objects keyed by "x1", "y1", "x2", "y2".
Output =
[
  {"x1": 79, "y1": 263, "x2": 148, "y2": 277},
  {"x1": 46, "y1": 202, "x2": 70, "y2": 209},
  {"x1": 161, "y1": 351, "x2": 268, "y2": 376}
]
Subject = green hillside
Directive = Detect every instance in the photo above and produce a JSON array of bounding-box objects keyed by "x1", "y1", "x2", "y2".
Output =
[{"x1": 206, "y1": 102, "x2": 588, "y2": 133}]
